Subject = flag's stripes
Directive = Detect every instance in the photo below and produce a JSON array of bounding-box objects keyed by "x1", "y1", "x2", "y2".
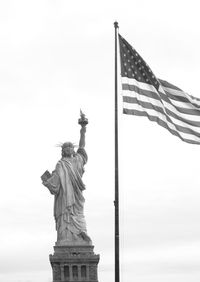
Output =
[
  {"x1": 121, "y1": 78, "x2": 200, "y2": 143},
  {"x1": 161, "y1": 87, "x2": 200, "y2": 107},
  {"x1": 160, "y1": 79, "x2": 200, "y2": 101},
  {"x1": 161, "y1": 99, "x2": 200, "y2": 115},
  {"x1": 123, "y1": 108, "x2": 200, "y2": 144},
  {"x1": 160, "y1": 80, "x2": 200, "y2": 108},
  {"x1": 122, "y1": 77, "x2": 200, "y2": 112},
  {"x1": 165, "y1": 107, "x2": 200, "y2": 127},
  {"x1": 158, "y1": 87, "x2": 200, "y2": 116},
  {"x1": 123, "y1": 83, "x2": 200, "y2": 117},
  {"x1": 122, "y1": 77, "x2": 158, "y2": 92},
  {"x1": 123, "y1": 105, "x2": 199, "y2": 141},
  {"x1": 122, "y1": 83, "x2": 160, "y2": 100},
  {"x1": 123, "y1": 93, "x2": 200, "y2": 137},
  {"x1": 122, "y1": 78, "x2": 200, "y2": 124},
  {"x1": 123, "y1": 103, "x2": 200, "y2": 144},
  {"x1": 123, "y1": 96, "x2": 200, "y2": 136},
  {"x1": 159, "y1": 79, "x2": 182, "y2": 91}
]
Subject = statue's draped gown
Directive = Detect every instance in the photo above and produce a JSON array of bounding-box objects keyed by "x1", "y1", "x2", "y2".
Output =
[{"x1": 46, "y1": 148, "x2": 90, "y2": 245}]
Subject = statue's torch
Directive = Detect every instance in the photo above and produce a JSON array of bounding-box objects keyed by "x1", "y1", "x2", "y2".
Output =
[{"x1": 78, "y1": 110, "x2": 88, "y2": 126}]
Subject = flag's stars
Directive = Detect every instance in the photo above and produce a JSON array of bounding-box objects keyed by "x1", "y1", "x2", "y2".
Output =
[{"x1": 119, "y1": 36, "x2": 160, "y2": 89}]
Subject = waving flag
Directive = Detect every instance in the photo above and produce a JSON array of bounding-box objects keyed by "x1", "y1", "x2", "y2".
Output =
[{"x1": 119, "y1": 34, "x2": 200, "y2": 144}]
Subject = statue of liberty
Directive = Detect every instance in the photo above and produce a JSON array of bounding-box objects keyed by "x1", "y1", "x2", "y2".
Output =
[{"x1": 41, "y1": 112, "x2": 92, "y2": 246}]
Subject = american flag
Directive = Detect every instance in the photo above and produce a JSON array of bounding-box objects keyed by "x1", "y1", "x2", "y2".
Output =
[{"x1": 118, "y1": 34, "x2": 200, "y2": 144}]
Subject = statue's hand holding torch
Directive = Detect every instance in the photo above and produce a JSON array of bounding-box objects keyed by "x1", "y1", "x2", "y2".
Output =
[{"x1": 78, "y1": 110, "x2": 88, "y2": 127}]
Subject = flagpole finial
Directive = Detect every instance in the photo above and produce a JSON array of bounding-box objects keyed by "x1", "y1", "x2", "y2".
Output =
[{"x1": 114, "y1": 21, "x2": 119, "y2": 29}]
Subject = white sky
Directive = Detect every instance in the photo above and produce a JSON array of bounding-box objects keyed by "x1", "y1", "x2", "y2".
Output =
[{"x1": 1, "y1": 1, "x2": 200, "y2": 282}]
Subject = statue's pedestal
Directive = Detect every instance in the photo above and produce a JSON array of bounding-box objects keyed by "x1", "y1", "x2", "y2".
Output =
[{"x1": 49, "y1": 245, "x2": 100, "y2": 282}]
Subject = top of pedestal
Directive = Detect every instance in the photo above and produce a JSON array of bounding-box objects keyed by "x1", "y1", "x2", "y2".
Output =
[{"x1": 53, "y1": 245, "x2": 95, "y2": 255}]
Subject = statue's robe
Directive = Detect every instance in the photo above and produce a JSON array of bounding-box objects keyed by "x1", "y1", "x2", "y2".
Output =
[{"x1": 45, "y1": 148, "x2": 90, "y2": 245}]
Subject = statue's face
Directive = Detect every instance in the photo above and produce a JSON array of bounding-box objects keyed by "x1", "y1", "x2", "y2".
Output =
[{"x1": 63, "y1": 146, "x2": 74, "y2": 157}]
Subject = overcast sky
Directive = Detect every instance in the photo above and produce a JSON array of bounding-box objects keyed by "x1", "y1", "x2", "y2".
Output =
[{"x1": 1, "y1": 1, "x2": 200, "y2": 282}]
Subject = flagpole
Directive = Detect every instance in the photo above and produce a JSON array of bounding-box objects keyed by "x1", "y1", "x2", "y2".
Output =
[{"x1": 114, "y1": 21, "x2": 120, "y2": 282}]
